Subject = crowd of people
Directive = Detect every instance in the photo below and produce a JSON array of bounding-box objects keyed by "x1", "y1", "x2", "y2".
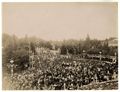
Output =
[
  {"x1": 7, "y1": 51, "x2": 118, "y2": 90},
  {"x1": 3, "y1": 33, "x2": 118, "y2": 90}
]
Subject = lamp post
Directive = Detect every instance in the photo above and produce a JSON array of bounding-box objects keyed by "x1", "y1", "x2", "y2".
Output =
[
  {"x1": 83, "y1": 50, "x2": 85, "y2": 59},
  {"x1": 10, "y1": 59, "x2": 14, "y2": 77},
  {"x1": 114, "y1": 52, "x2": 117, "y2": 63},
  {"x1": 30, "y1": 55, "x2": 34, "y2": 69},
  {"x1": 99, "y1": 51, "x2": 102, "y2": 61}
]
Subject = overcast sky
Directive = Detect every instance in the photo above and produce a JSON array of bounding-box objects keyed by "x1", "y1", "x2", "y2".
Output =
[{"x1": 3, "y1": 2, "x2": 117, "y2": 41}]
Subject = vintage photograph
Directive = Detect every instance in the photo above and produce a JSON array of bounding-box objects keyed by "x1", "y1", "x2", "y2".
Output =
[{"x1": 2, "y1": 2, "x2": 118, "y2": 90}]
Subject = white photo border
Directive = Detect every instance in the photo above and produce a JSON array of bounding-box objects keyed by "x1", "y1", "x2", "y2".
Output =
[{"x1": 0, "y1": 0, "x2": 119, "y2": 92}]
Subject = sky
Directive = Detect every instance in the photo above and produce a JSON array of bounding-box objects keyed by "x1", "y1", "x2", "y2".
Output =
[{"x1": 3, "y1": 2, "x2": 118, "y2": 41}]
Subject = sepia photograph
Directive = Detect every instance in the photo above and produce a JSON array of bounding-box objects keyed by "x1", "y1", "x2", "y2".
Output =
[{"x1": 2, "y1": 2, "x2": 118, "y2": 90}]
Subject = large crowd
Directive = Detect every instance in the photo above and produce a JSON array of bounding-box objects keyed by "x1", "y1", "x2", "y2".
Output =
[{"x1": 6, "y1": 50, "x2": 118, "y2": 90}]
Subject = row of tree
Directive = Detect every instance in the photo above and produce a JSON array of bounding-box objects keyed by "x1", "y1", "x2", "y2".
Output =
[{"x1": 60, "y1": 35, "x2": 117, "y2": 55}]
